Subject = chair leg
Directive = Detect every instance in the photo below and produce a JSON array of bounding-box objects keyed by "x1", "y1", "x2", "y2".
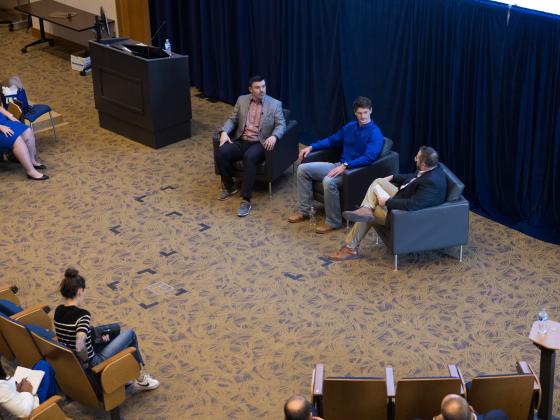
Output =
[
  {"x1": 459, "y1": 245, "x2": 463, "y2": 262},
  {"x1": 48, "y1": 111, "x2": 57, "y2": 140},
  {"x1": 376, "y1": 234, "x2": 380, "y2": 245},
  {"x1": 110, "y1": 407, "x2": 121, "y2": 420},
  {"x1": 394, "y1": 254, "x2": 398, "y2": 271},
  {"x1": 268, "y1": 182, "x2": 272, "y2": 198}
]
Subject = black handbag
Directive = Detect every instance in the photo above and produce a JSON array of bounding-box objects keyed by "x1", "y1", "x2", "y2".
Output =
[{"x1": 92, "y1": 323, "x2": 120, "y2": 344}]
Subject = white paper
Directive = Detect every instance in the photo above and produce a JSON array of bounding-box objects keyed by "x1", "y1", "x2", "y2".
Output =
[{"x1": 13, "y1": 366, "x2": 45, "y2": 395}]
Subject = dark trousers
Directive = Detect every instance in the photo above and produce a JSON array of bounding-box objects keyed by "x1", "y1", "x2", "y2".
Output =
[{"x1": 215, "y1": 139, "x2": 265, "y2": 200}]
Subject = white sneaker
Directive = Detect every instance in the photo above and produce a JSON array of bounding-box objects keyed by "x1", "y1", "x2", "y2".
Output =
[{"x1": 131, "y1": 373, "x2": 160, "y2": 391}]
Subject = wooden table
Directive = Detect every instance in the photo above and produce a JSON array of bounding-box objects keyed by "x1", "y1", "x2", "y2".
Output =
[
  {"x1": 15, "y1": 0, "x2": 111, "y2": 53},
  {"x1": 529, "y1": 320, "x2": 560, "y2": 419}
]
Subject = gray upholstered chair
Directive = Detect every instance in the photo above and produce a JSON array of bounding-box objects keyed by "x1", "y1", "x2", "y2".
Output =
[
  {"x1": 373, "y1": 162, "x2": 469, "y2": 270},
  {"x1": 303, "y1": 137, "x2": 399, "y2": 212},
  {"x1": 212, "y1": 110, "x2": 299, "y2": 196}
]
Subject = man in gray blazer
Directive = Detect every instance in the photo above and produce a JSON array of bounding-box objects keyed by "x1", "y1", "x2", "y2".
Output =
[{"x1": 216, "y1": 75, "x2": 286, "y2": 217}]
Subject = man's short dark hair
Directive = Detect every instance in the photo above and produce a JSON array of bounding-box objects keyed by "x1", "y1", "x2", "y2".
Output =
[
  {"x1": 441, "y1": 394, "x2": 471, "y2": 420},
  {"x1": 248, "y1": 75, "x2": 265, "y2": 87},
  {"x1": 284, "y1": 395, "x2": 312, "y2": 420},
  {"x1": 418, "y1": 145, "x2": 439, "y2": 167},
  {"x1": 353, "y1": 96, "x2": 372, "y2": 112}
]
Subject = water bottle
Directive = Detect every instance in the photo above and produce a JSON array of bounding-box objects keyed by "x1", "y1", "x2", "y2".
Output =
[
  {"x1": 538, "y1": 308, "x2": 548, "y2": 334},
  {"x1": 309, "y1": 206, "x2": 316, "y2": 229},
  {"x1": 164, "y1": 39, "x2": 172, "y2": 55}
]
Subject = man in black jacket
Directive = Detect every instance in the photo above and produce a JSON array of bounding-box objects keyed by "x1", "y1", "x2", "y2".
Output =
[{"x1": 328, "y1": 146, "x2": 446, "y2": 261}]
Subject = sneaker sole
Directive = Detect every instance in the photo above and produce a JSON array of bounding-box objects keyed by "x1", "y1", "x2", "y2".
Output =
[{"x1": 237, "y1": 208, "x2": 252, "y2": 217}]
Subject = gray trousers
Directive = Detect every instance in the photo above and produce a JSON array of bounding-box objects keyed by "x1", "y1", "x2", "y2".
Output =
[{"x1": 297, "y1": 162, "x2": 343, "y2": 228}]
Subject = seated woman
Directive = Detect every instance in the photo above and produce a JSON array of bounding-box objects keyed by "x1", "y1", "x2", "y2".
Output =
[
  {"x1": 0, "y1": 359, "x2": 58, "y2": 418},
  {"x1": 0, "y1": 105, "x2": 48, "y2": 180},
  {"x1": 54, "y1": 267, "x2": 160, "y2": 391}
]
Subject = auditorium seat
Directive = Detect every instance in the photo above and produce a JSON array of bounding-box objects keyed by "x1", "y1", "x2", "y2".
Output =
[
  {"x1": 29, "y1": 328, "x2": 141, "y2": 420},
  {"x1": 304, "y1": 137, "x2": 399, "y2": 212},
  {"x1": 392, "y1": 364, "x2": 465, "y2": 420},
  {"x1": 0, "y1": 304, "x2": 52, "y2": 368},
  {"x1": 28, "y1": 395, "x2": 67, "y2": 420},
  {"x1": 310, "y1": 363, "x2": 392, "y2": 419},
  {"x1": 373, "y1": 162, "x2": 469, "y2": 270},
  {"x1": 212, "y1": 110, "x2": 299, "y2": 196},
  {"x1": 466, "y1": 361, "x2": 539, "y2": 420}
]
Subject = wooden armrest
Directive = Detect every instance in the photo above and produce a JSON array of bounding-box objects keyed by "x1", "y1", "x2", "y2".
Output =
[
  {"x1": 517, "y1": 360, "x2": 542, "y2": 411},
  {"x1": 12, "y1": 304, "x2": 52, "y2": 330},
  {"x1": 91, "y1": 347, "x2": 136, "y2": 373},
  {"x1": 385, "y1": 365, "x2": 395, "y2": 398},
  {"x1": 0, "y1": 284, "x2": 20, "y2": 305},
  {"x1": 448, "y1": 364, "x2": 466, "y2": 396},
  {"x1": 29, "y1": 395, "x2": 65, "y2": 420},
  {"x1": 94, "y1": 347, "x2": 141, "y2": 395},
  {"x1": 312, "y1": 364, "x2": 324, "y2": 396}
]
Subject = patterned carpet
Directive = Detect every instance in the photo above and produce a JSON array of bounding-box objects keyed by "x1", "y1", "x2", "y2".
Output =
[{"x1": 1, "y1": 29, "x2": 560, "y2": 419}]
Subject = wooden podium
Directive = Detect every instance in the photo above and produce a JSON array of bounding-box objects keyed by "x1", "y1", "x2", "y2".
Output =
[{"x1": 90, "y1": 39, "x2": 191, "y2": 149}]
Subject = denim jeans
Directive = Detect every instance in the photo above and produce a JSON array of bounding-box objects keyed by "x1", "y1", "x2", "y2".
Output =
[
  {"x1": 297, "y1": 161, "x2": 343, "y2": 227},
  {"x1": 90, "y1": 328, "x2": 144, "y2": 367}
]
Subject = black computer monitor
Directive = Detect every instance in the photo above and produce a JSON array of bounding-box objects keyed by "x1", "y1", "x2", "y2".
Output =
[
  {"x1": 122, "y1": 43, "x2": 169, "y2": 59},
  {"x1": 99, "y1": 6, "x2": 110, "y2": 37}
]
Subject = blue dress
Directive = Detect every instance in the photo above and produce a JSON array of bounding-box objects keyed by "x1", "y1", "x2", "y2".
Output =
[{"x1": 0, "y1": 113, "x2": 29, "y2": 149}]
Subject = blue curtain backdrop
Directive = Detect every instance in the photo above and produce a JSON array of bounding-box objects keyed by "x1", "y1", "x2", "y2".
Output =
[{"x1": 149, "y1": 0, "x2": 560, "y2": 243}]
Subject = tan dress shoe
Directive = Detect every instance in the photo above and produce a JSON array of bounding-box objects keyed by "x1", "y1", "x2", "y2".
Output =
[
  {"x1": 288, "y1": 212, "x2": 309, "y2": 223},
  {"x1": 327, "y1": 246, "x2": 360, "y2": 261},
  {"x1": 315, "y1": 223, "x2": 339, "y2": 234}
]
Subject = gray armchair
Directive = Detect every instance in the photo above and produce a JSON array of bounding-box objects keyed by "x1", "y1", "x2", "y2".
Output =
[
  {"x1": 303, "y1": 137, "x2": 399, "y2": 212},
  {"x1": 212, "y1": 113, "x2": 299, "y2": 196},
  {"x1": 373, "y1": 163, "x2": 469, "y2": 270}
]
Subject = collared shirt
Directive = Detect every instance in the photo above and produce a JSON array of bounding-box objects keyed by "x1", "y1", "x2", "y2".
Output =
[
  {"x1": 241, "y1": 98, "x2": 263, "y2": 141},
  {"x1": 399, "y1": 165, "x2": 437, "y2": 190}
]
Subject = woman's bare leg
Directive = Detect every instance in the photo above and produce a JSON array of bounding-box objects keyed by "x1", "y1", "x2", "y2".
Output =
[
  {"x1": 12, "y1": 137, "x2": 43, "y2": 178},
  {"x1": 20, "y1": 127, "x2": 42, "y2": 166}
]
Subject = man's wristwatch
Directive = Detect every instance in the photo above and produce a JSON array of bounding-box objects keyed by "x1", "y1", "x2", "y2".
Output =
[{"x1": 343, "y1": 162, "x2": 349, "y2": 169}]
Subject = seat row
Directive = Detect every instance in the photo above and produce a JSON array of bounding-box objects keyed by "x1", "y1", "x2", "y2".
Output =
[
  {"x1": 0, "y1": 284, "x2": 139, "y2": 419},
  {"x1": 311, "y1": 361, "x2": 540, "y2": 420}
]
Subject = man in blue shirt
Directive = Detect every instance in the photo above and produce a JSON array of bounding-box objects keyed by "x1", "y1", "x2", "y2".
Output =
[{"x1": 288, "y1": 96, "x2": 384, "y2": 233}]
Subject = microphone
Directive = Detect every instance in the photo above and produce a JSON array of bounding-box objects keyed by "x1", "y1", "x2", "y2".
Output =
[{"x1": 151, "y1": 20, "x2": 167, "y2": 44}]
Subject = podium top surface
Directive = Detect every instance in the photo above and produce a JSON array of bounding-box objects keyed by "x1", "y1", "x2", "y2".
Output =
[
  {"x1": 529, "y1": 320, "x2": 560, "y2": 350},
  {"x1": 16, "y1": 0, "x2": 113, "y2": 32}
]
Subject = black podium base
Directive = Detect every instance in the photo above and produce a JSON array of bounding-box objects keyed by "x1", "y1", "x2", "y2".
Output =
[{"x1": 99, "y1": 112, "x2": 191, "y2": 149}]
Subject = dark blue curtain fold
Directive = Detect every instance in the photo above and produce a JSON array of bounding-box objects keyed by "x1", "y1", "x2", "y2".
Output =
[{"x1": 149, "y1": 0, "x2": 560, "y2": 243}]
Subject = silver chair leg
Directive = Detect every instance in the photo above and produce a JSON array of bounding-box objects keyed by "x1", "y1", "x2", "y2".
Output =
[
  {"x1": 48, "y1": 111, "x2": 57, "y2": 140},
  {"x1": 268, "y1": 182, "x2": 272, "y2": 197},
  {"x1": 376, "y1": 234, "x2": 380, "y2": 245},
  {"x1": 459, "y1": 245, "x2": 463, "y2": 262},
  {"x1": 394, "y1": 254, "x2": 398, "y2": 271}
]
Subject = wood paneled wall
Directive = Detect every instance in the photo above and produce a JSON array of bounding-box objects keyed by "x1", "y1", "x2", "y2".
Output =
[{"x1": 115, "y1": 0, "x2": 151, "y2": 44}]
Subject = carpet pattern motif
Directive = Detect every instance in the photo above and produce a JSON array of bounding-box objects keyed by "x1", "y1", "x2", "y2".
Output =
[{"x1": 1, "y1": 30, "x2": 560, "y2": 419}]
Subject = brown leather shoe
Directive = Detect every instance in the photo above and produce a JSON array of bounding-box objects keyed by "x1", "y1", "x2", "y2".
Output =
[
  {"x1": 315, "y1": 222, "x2": 339, "y2": 234},
  {"x1": 288, "y1": 212, "x2": 309, "y2": 223},
  {"x1": 328, "y1": 246, "x2": 360, "y2": 261}
]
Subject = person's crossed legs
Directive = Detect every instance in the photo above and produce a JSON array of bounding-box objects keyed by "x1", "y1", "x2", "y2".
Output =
[{"x1": 328, "y1": 177, "x2": 398, "y2": 260}]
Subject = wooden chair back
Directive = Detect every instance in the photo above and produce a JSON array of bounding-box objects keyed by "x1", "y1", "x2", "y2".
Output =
[
  {"x1": 29, "y1": 329, "x2": 100, "y2": 409},
  {"x1": 0, "y1": 314, "x2": 42, "y2": 368},
  {"x1": 394, "y1": 377, "x2": 462, "y2": 420},
  {"x1": 468, "y1": 374, "x2": 535, "y2": 420},
  {"x1": 322, "y1": 377, "x2": 388, "y2": 420}
]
